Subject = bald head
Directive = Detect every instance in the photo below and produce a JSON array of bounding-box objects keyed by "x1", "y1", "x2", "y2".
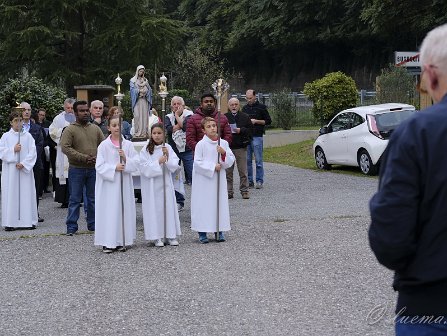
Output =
[{"x1": 245, "y1": 89, "x2": 256, "y2": 105}]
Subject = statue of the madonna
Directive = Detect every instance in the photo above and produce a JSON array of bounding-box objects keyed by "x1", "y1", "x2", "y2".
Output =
[{"x1": 129, "y1": 65, "x2": 152, "y2": 140}]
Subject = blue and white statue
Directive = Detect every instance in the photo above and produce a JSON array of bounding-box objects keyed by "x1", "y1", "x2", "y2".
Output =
[{"x1": 129, "y1": 65, "x2": 152, "y2": 139}]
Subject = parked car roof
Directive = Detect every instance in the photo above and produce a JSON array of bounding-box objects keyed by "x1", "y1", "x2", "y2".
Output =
[{"x1": 341, "y1": 103, "x2": 415, "y2": 117}]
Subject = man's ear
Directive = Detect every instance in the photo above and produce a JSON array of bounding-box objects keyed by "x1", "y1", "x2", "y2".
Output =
[{"x1": 427, "y1": 67, "x2": 439, "y2": 91}]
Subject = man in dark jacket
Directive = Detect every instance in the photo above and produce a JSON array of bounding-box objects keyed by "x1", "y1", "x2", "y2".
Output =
[
  {"x1": 242, "y1": 89, "x2": 271, "y2": 189},
  {"x1": 369, "y1": 23, "x2": 447, "y2": 335},
  {"x1": 90, "y1": 100, "x2": 108, "y2": 137},
  {"x1": 225, "y1": 97, "x2": 252, "y2": 199},
  {"x1": 185, "y1": 93, "x2": 232, "y2": 152},
  {"x1": 20, "y1": 102, "x2": 44, "y2": 223},
  {"x1": 35, "y1": 108, "x2": 52, "y2": 195}
]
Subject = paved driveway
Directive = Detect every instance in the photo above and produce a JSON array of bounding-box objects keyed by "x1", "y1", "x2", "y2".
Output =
[{"x1": 0, "y1": 163, "x2": 395, "y2": 335}]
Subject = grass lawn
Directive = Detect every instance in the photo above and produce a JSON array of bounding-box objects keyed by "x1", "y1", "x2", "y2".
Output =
[
  {"x1": 266, "y1": 126, "x2": 320, "y2": 131},
  {"x1": 264, "y1": 139, "x2": 316, "y2": 170},
  {"x1": 264, "y1": 139, "x2": 378, "y2": 178}
]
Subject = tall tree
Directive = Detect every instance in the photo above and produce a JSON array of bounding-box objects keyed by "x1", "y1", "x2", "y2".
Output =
[{"x1": 0, "y1": 0, "x2": 185, "y2": 93}]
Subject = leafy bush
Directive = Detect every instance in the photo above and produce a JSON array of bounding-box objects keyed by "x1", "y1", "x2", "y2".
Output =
[
  {"x1": 270, "y1": 89, "x2": 296, "y2": 130},
  {"x1": 119, "y1": 92, "x2": 133, "y2": 122},
  {"x1": 375, "y1": 64, "x2": 416, "y2": 104},
  {"x1": 0, "y1": 75, "x2": 66, "y2": 132},
  {"x1": 303, "y1": 72, "x2": 358, "y2": 123}
]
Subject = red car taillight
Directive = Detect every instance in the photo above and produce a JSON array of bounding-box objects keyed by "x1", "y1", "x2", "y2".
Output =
[{"x1": 367, "y1": 115, "x2": 384, "y2": 139}]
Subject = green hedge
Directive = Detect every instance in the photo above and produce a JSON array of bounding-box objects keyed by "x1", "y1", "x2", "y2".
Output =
[
  {"x1": 303, "y1": 71, "x2": 358, "y2": 123},
  {"x1": 0, "y1": 75, "x2": 66, "y2": 132}
]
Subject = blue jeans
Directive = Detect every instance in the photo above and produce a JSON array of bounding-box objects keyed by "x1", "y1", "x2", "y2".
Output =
[
  {"x1": 247, "y1": 136, "x2": 264, "y2": 184},
  {"x1": 396, "y1": 317, "x2": 447, "y2": 335},
  {"x1": 66, "y1": 167, "x2": 96, "y2": 233},
  {"x1": 177, "y1": 150, "x2": 193, "y2": 184},
  {"x1": 83, "y1": 186, "x2": 87, "y2": 217}
]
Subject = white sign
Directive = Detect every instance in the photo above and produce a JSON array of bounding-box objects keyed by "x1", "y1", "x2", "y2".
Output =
[{"x1": 395, "y1": 51, "x2": 420, "y2": 67}]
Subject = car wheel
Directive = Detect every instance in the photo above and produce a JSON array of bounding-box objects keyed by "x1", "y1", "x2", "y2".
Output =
[
  {"x1": 315, "y1": 147, "x2": 331, "y2": 170},
  {"x1": 358, "y1": 150, "x2": 378, "y2": 175}
]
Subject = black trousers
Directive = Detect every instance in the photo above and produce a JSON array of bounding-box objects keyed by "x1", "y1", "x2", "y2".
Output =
[
  {"x1": 33, "y1": 167, "x2": 42, "y2": 209},
  {"x1": 49, "y1": 146, "x2": 57, "y2": 192},
  {"x1": 42, "y1": 157, "x2": 50, "y2": 194}
]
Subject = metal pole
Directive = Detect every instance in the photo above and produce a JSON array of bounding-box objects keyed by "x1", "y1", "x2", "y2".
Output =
[
  {"x1": 115, "y1": 74, "x2": 126, "y2": 251},
  {"x1": 212, "y1": 79, "x2": 229, "y2": 241},
  {"x1": 216, "y1": 89, "x2": 221, "y2": 239},
  {"x1": 18, "y1": 128, "x2": 21, "y2": 221},
  {"x1": 119, "y1": 103, "x2": 126, "y2": 251},
  {"x1": 158, "y1": 73, "x2": 169, "y2": 245},
  {"x1": 162, "y1": 95, "x2": 167, "y2": 244}
]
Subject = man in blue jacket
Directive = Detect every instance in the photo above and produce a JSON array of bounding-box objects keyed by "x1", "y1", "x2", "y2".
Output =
[{"x1": 369, "y1": 23, "x2": 447, "y2": 335}]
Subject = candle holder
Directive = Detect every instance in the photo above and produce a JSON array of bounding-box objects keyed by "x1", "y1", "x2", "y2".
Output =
[{"x1": 114, "y1": 73, "x2": 125, "y2": 106}]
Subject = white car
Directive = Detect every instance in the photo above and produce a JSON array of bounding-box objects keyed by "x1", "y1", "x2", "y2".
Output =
[{"x1": 313, "y1": 103, "x2": 416, "y2": 175}]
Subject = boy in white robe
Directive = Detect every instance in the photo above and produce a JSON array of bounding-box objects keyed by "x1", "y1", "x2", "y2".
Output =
[
  {"x1": 0, "y1": 111, "x2": 38, "y2": 231},
  {"x1": 191, "y1": 117, "x2": 235, "y2": 243},
  {"x1": 139, "y1": 123, "x2": 181, "y2": 247},
  {"x1": 94, "y1": 115, "x2": 138, "y2": 253}
]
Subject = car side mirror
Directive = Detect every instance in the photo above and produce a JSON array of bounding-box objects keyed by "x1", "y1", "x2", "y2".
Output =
[{"x1": 319, "y1": 126, "x2": 329, "y2": 135}]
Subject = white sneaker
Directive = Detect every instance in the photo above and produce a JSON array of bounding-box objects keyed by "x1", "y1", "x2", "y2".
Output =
[
  {"x1": 168, "y1": 238, "x2": 179, "y2": 246},
  {"x1": 154, "y1": 239, "x2": 164, "y2": 247}
]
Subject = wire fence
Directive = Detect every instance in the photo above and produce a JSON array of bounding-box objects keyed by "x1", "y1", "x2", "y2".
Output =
[
  {"x1": 230, "y1": 91, "x2": 378, "y2": 128},
  {"x1": 167, "y1": 90, "x2": 386, "y2": 129}
]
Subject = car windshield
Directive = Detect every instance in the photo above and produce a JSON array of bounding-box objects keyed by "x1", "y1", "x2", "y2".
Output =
[{"x1": 375, "y1": 110, "x2": 416, "y2": 132}]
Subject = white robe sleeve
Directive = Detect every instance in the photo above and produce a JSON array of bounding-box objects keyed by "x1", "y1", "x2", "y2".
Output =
[
  {"x1": 139, "y1": 147, "x2": 163, "y2": 178},
  {"x1": 49, "y1": 114, "x2": 63, "y2": 144},
  {"x1": 165, "y1": 145, "x2": 180, "y2": 174},
  {"x1": 20, "y1": 134, "x2": 37, "y2": 173},
  {"x1": 123, "y1": 140, "x2": 139, "y2": 174},
  {"x1": 193, "y1": 141, "x2": 217, "y2": 179},
  {"x1": 95, "y1": 143, "x2": 117, "y2": 182},
  {"x1": 220, "y1": 141, "x2": 235, "y2": 170},
  {"x1": 0, "y1": 133, "x2": 17, "y2": 163}
]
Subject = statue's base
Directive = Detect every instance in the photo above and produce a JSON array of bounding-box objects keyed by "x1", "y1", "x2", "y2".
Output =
[{"x1": 132, "y1": 136, "x2": 147, "y2": 142}]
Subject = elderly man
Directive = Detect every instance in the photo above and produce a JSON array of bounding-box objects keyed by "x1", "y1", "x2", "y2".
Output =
[
  {"x1": 369, "y1": 23, "x2": 447, "y2": 335},
  {"x1": 90, "y1": 100, "x2": 108, "y2": 137},
  {"x1": 61, "y1": 100, "x2": 104, "y2": 236},
  {"x1": 20, "y1": 102, "x2": 44, "y2": 223},
  {"x1": 49, "y1": 98, "x2": 75, "y2": 208},
  {"x1": 165, "y1": 96, "x2": 194, "y2": 211},
  {"x1": 225, "y1": 97, "x2": 252, "y2": 199},
  {"x1": 242, "y1": 89, "x2": 271, "y2": 189}
]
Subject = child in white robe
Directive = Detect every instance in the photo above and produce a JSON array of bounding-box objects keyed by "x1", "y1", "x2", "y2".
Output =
[
  {"x1": 94, "y1": 114, "x2": 138, "y2": 253},
  {"x1": 0, "y1": 111, "x2": 38, "y2": 231},
  {"x1": 139, "y1": 123, "x2": 181, "y2": 247},
  {"x1": 191, "y1": 117, "x2": 235, "y2": 243}
]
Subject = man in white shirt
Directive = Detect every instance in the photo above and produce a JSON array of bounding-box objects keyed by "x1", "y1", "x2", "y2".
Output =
[{"x1": 49, "y1": 98, "x2": 76, "y2": 208}]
